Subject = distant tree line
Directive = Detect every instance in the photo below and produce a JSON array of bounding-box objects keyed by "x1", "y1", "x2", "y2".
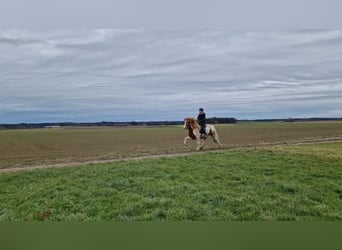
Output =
[
  {"x1": 0, "y1": 121, "x2": 186, "y2": 129},
  {"x1": 239, "y1": 117, "x2": 342, "y2": 122},
  {"x1": 206, "y1": 117, "x2": 237, "y2": 124},
  {"x1": 0, "y1": 117, "x2": 236, "y2": 129},
  {"x1": 1, "y1": 117, "x2": 341, "y2": 129}
]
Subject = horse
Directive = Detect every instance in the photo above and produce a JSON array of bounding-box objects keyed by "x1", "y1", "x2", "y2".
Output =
[{"x1": 183, "y1": 117, "x2": 222, "y2": 151}]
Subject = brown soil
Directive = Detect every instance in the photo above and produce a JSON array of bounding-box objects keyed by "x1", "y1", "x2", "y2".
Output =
[{"x1": 1, "y1": 136, "x2": 341, "y2": 174}]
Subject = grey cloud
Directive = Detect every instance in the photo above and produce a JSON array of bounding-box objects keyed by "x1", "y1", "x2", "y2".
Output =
[{"x1": 0, "y1": 37, "x2": 47, "y2": 46}]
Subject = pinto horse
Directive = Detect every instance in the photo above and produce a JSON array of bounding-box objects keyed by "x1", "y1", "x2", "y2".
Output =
[{"x1": 183, "y1": 117, "x2": 222, "y2": 150}]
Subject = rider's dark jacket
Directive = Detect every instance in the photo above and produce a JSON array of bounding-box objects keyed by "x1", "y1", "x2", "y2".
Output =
[{"x1": 197, "y1": 112, "x2": 206, "y2": 134}]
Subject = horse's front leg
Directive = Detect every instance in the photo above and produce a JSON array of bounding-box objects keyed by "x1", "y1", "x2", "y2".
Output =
[
  {"x1": 184, "y1": 136, "x2": 191, "y2": 146},
  {"x1": 199, "y1": 139, "x2": 205, "y2": 150},
  {"x1": 196, "y1": 138, "x2": 202, "y2": 151}
]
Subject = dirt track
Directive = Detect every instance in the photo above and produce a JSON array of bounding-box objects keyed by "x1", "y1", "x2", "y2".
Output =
[{"x1": 1, "y1": 136, "x2": 342, "y2": 174}]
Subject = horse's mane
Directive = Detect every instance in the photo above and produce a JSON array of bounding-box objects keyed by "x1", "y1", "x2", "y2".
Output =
[{"x1": 186, "y1": 117, "x2": 200, "y2": 130}]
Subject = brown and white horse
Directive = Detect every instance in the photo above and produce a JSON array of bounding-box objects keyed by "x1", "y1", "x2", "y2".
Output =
[{"x1": 183, "y1": 117, "x2": 221, "y2": 150}]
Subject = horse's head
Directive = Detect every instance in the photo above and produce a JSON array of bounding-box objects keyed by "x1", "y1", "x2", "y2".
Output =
[
  {"x1": 184, "y1": 117, "x2": 200, "y2": 130},
  {"x1": 184, "y1": 118, "x2": 190, "y2": 129}
]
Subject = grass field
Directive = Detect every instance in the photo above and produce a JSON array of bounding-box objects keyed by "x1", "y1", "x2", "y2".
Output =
[
  {"x1": 1, "y1": 121, "x2": 342, "y2": 169},
  {"x1": 0, "y1": 121, "x2": 341, "y2": 221},
  {"x1": 0, "y1": 142, "x2": 341, "y2": 221}
]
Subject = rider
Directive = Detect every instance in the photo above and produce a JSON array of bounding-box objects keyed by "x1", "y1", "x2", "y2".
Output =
[{"x1": 197, "y1": 108, "x2": 207, "y2": 138}]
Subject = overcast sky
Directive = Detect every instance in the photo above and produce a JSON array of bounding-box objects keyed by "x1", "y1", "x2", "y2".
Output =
[
  {"x1": 1, "y1": 0, "x2": 342, "y2": 30},
  {"x1": 1, "y1": 1, "x2": 342, "y2": 123},
  {"x1": 1, "y1": 29, "x2": 342, "y2": 123}
]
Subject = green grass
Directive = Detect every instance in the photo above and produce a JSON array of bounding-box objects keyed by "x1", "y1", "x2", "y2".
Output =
[{"x1": 0, "y1": 143, "x2": 341, "y2": 221}]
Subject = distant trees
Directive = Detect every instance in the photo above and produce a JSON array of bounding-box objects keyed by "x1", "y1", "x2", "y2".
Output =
[
  {"x1": 207, "y1": 117, "x2": 237, "y2": 124},
  {"x1": 2, "y1": 117, "x2": 341, "y2": 129}
]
